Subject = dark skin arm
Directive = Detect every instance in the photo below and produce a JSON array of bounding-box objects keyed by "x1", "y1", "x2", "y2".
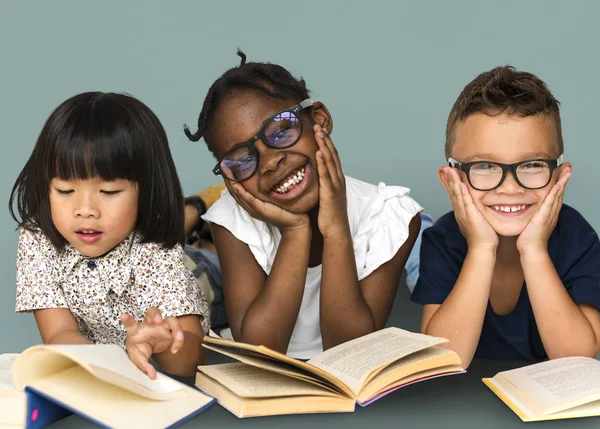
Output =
[
  {"x1": 320, "y1": 215, "x2": 420, "y2": 349},
  {"x1": 314, "y1": 125, "x2": 421, "y2": 348},
  {"x1": 210, "y1": 219, "x2": 311, "y2": 354}
]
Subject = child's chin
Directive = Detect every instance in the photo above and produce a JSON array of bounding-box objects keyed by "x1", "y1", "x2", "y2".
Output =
[
  {"x1": 275, "y1": 190, "x2": 318, "y2": 214},
  {"x1": 490, "y1": 223, "x2": 527, "y2": 238}
]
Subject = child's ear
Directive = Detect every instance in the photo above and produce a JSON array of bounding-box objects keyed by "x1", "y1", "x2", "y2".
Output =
[
  {"x1": 438, "y1": 166, "x2": 451, "y2": 192},
  {"x1": 311, "y1": 102, "x2": 333, "y2": 134}
]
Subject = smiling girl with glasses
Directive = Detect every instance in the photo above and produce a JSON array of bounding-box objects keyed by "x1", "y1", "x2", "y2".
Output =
[{"x1": 183, "y1": 51, "x2": 423, "y2": 358}]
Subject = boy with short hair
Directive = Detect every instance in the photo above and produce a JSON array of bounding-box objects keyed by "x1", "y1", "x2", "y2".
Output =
[{"x1": 412, "y1": 66, "x2": 600, "y2": 368}]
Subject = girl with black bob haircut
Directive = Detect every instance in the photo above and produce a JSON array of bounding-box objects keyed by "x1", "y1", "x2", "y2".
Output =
[{"x1": 10, "y1": 92, "x2": 210, "y2": 379}]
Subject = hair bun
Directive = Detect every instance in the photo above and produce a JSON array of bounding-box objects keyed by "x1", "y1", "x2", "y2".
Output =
[{"x1": 236, "y1": 49, "x2": 247, "y2": 67}]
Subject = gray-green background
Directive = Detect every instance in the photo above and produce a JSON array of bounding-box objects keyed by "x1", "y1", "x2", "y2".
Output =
[{"x1": 2, "y1": 0, "x2": 600, "y2": 353}]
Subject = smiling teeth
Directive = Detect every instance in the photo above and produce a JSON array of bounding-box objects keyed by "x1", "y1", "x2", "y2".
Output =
[
  {"x1": 492, "y1": 205, "x2": 527, "y2": 213},
  {"x1": 274, "y1": 167, "x2": 305, "y2": 194}
]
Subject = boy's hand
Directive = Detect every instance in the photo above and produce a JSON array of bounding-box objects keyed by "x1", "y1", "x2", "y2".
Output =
[
  {"x1": 228, "y1": 181, "x2": 310, "y2": 235},
  {"x1": 314, "y1": 125, "x2": 350, "y2": 239},
  {"x1": 442, "y1": 167, "x2": 498, "y2": 250},
  {"x1": 121, "y1": 307, "x2": 184, "y2": 379},
  {"x1": 517, "y1": 167, "x2": 572, "y2": 255}
]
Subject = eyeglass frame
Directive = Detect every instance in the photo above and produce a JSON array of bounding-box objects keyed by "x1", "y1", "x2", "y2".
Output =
[
  {"x1": 447, "y1": 154, "x2": 564, "y2": 191},
  {"x1": 212, "y1": 98, "x2": 314, "y2": 182}
]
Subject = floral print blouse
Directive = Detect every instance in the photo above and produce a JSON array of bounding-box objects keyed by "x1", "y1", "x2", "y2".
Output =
[{"x1": 15, "y1": 227, "x2": 210, "y2": 348}]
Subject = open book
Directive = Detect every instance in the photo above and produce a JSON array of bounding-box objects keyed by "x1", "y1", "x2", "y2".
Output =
[
  {"x1": 0, "y1": 344, "x2": 214, "y2": 429},
  {"x1": 483, "y1": 356, "x2": 600, "y2": 422},
  {"x1": 1, "y1": 353, "x2": 24, "y2": 428},
  {"x1": 196, "y1": 327, "x2": 464, "y2": 417}
]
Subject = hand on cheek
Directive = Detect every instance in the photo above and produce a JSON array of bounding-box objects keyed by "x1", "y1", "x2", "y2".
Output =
[
  {"x1": 314, "y1": 124, "x2": 349, "y2": 239},
  {"x1": 517, "y1": 166, "x2": 572, "y2": 255},
  {"x1": 442, "y1": 167, "x2": 498, "y2": 250}
]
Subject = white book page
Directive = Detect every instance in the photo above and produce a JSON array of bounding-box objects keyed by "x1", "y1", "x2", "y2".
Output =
[
  {"x1": 0, "y1": 354, "x2": 19, "y2": 391},
  {"x1": 199, "y1": 363, "x2": 339, "y2": 398},
  {"x1": 29, "y1": 345, "x2": 182, "y2": 395},
  {"x1": 499, "y1": 357, "x2": 600, "y2": 416},
  {"x1": 308, "y1": 328, "x2": 447, "y2": 394}
]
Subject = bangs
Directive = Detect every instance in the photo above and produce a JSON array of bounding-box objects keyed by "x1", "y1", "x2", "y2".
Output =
[
  {"x1": 12, "y1": 91, "x2": 184, "y2": 251},
  {"x1": 53, "y1": 135, "x2": 138, "y2": 182},
  {"x1": 50, "y1": 93, "x2": 143, "y2": 182}
]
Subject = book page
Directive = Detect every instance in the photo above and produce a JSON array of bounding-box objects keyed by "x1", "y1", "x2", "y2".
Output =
[
  {"x1": 196, "y1": 374, "x2": 355, "y2": 418},
  {"x1": 203, "y1": 344, "x2": 342, "y2": 394},
  {"x1": 29, "y1": 365, "x2": 213, "y2": 429},
  {"x1": 14, "y1": 345, "x2": 183, "y2": 399},
  {"x1": 308, "y1": 328, "x2": 447, "y2": 394},
  {"x1": 198, "y1": 363, "x2": 339, "y2": 398},
  {"x1": 0, "y1": 354, "x2": 19, "y2": 391},
  {"x1": 203, "y1": 335, "x2": 354, "y2": 397},
  {"x1": 495, "y1": 357, "x2": 600, "y2": 417},
  {"x1": 357, "y1": 346, "x2": 462, "y2": 402}
]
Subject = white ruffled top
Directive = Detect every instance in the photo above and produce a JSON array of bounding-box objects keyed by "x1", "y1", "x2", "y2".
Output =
[{"x1": 203, "y1": 176, "x2": 423, "y2": 359}]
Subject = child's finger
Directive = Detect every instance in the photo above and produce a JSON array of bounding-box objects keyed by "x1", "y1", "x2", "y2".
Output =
[
  {"x1": 536, "y1": 183, "x2": 560, "y2": 223},
  {"x1": 128, "y1": 347, "x2": 156, "y2": 379},
  {"x1": 221, "y1": 163, "x2": 235, "y2": 181},
  {"x1": 120, "y1": 314, "x2": 139, "y2": 334},
  {"x1": 164, "y1": 317, "x2": 185, "y2": 354},
  {"x1": 316, "y1": 151, "x2": 334, "y2": 193},
  {"x1": 319, "y1": 127, "x2": 343, "y2": 179},
  {"x1": 557, "y1": 166, "x2": 572, "y2": 188},
  {"x1": 315, "y1": 132, "x2": 340, "y2": 187},
  {"x1": 456, "y1": 182, "x2": 473, "y2": 220},
  {"x1": 230, "y1": 185, "x2": 259, "y2": 217},
  {"x1": 144, "y1": 307, "x2": 163, "y2": 325},
  {"x1": 149, "y1": 306, "x2": 164, "y2": 324},
  {"x1": 550, "y1": 182, "x2": 565, "y2": 221},
  {"x1": 447, "y1": 170, "x2": 466, "y2": 219},
  {"x1": 231, "y1": 184, "x2": 262, "y2": 217}
]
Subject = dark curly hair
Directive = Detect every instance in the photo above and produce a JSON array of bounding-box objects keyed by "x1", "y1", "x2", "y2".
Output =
[
  {"x1": 184, "y1": 50, "x2": 311, "y2": 155},
  {"x1": 446, "y1": 65, "x2": 562, "y2": 158}
]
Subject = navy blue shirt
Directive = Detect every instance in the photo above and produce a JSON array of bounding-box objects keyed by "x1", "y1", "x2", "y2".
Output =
[{"x1": 411, "y1": 205, "x2": 600, "y2": 361}]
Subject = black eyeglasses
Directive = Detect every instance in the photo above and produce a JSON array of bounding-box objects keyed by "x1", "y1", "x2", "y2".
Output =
[
  {"x1": 448, "y1": 155, "x2": 564, "y2": 191},
  {"x1": 213, "y1": 99, "x2": 314, "y2": 182}
]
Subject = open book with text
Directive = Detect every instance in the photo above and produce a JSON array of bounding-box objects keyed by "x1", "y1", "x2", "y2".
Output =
[
  {"x1": 0, "y1": 353, "x2": 24, "y2": 428},
  {"x1": 196, "y1": 327, "x2": 464, "y2": 417},
  {"x1": 0, "y1": 344, "x2": 214, "y2": 429},
  {"x1": 483, "y1": 356, "x2": 600, "y2": 422}
]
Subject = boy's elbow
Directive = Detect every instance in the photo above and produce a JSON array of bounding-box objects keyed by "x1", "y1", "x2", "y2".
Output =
[
  {"x1": 547, "y1": 346, "x2": 599, "y2": 360},
  {"x1": 459, "y1": 353, "x2": 473, "y2": 370}
]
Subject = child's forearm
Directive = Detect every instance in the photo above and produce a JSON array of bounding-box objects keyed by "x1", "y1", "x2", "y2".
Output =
[
  {"x1": 45, "y1": 329, "x2": 92, "y2": 345},
  {"x1": 238, "y1": 227, "x2": 311, "y2": 353},
  {"x1": 152, "y1": 331, "x2": 206, "y2": 377},
  {"x1": 522, "y1": 250, "x2": 600, "y2": 358},
  {"x1": 320, "y1": 229, "x2": 373, "y2": 349},
  {"x1": 424, "y1": 247, "x2": 496, "y2": 368}
]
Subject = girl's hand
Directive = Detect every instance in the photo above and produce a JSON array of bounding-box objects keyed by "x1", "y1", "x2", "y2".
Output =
[
  {"x1": 517, "y1": 167, "x2": 571, "y2": 255},
  {"x1": 442, "y1": 167, "x2": 498, "y2": 250},
  {"x1": 121, "y1": 307, "x2": 184, "y2": 379},
  {"x1": 228, "y1": 180, "x2": 310, "y2": 235},
  {"x1": 314, "y1": 125, "x2": 350, "y2": 239}
]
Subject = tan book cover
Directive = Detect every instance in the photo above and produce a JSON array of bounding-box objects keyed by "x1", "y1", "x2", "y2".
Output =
[{"x1": 196, "y1": 327, "x2": 464, "y2": 417}]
